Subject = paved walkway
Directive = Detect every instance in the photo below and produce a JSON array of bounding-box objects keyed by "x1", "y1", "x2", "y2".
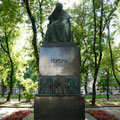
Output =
[
  {"x1": 0, "y1": 99, "x2": 120, "y2": 120},
  {"x1": 0, "y1": 108, "x2": 97, "y2": 120},
  {"x1": 0, "y1": 99, "x2": 34, "y2": 120},
  {"x1": 0, "y1": 108, "x2": 34, "y2": 120},
  {"x1": 23, "y1": 113, "x2": 97, "y2": 120}
]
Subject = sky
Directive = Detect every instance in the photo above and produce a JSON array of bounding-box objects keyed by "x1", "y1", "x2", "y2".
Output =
[
  {"x1": 114, "y1": 34, "x2": 120, "y2": 46},
  {"x1": 56, "y1": 0, "x2": 80, "y2": 9}
]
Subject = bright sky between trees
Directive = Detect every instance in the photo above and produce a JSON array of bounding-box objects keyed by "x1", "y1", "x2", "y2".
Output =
[
  {"x1": 58, "y1": 0, "x2": 120, "y2": 46},
  {"x1": 57, "y1": 0, "x2": 80, "y2": 9}
]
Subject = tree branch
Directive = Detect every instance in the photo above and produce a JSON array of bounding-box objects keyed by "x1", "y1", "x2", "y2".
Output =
[
  {"x1": 92, "y1": 0, "x2": 98, "y2": 105},
  {"x1": 0, "y1": 69, "x2": 3, "y2": 72},
  {"x1": 0, "y1": 43, "x2": 8, "y2": 54},
  {"x1": 98, "y1": 0, "x2": 103, "y2": 68},
  {"x1": 23, "y1": 0, "x2": 39, "y2": 70},
  {"x1": 116, "y1": 68, "x2": 120, "y2": 73},
  {"x1": 4, "y1": 29, "x2": 10, "y2": 54},
  {"x1": 108, "y1": 20, "x2": 120, "y2": 86},
  {"x1": 7, "y1": 21, "x2": 18, "y2": 38},
  {"x1": 82, "y1": 56, "x2": 87, "y2": 67},
  {"x1": 38, "y1": 0, "x2": 45, "y2": 39},
  {"x1": 102, "y1": 0, "x2": 120, "y2": 32}
]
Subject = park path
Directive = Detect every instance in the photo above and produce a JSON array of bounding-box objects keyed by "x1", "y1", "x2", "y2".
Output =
[
  {"x1": 0, "y1": 98, "x2": 120, "y2": 120},
  {"x1": 1, "y1": 107, "x2": 120, "y2": 120},
  {"x1": 0, "y1": 108, "x2": 34, "y2": 120},
  {"x1": 0, "y1": 108, "x2": 97, "y2": 120},
  {"x1": 0, "y1": 98, "x2": 34, "y2": 120}
]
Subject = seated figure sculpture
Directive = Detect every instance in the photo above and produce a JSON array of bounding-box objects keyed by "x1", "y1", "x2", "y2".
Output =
[{"x1": 45, "y1": 3, "x2": 72, "y2": 42}]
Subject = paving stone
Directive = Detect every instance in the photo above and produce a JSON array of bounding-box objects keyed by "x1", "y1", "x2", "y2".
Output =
[{"x1": 23, "y1": 113, "x2": 97, "y2": 120}]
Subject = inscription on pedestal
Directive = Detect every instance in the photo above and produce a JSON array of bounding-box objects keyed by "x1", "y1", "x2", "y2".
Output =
[
  {"x1": 39, "y1": 47, "x2": 80, "y2": 76},
  {"x1": 51, "y1": 59, "x2": 68, "y2": 64}
]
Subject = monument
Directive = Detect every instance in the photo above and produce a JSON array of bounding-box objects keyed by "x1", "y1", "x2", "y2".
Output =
[{"x1": 34, "y1": 3, "x2": 85, "y2": 120}]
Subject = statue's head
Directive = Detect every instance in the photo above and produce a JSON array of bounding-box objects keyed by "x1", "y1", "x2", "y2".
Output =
[{"x1": 55, "y1": 3, "x2": 63, "y2": 12}]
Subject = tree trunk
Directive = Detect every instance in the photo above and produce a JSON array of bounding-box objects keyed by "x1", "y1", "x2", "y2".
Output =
[
  {"x1": 18, "y1": 84, "x2": 21, "y2": 101},
  {"x1": 19, "y1": 88, "x2": 21, "y2": 101},
  {"x1": 106, "y1": 69, "x2": 110, "y2": 100},
  {"x1": 1, "y1": 80, "x2": 5, "y2": 97},
  {"x1": 85, "y1": 71, "x2": 88, "y2": 95},
  {"x1": 80, "y1": 47, "x2": 82, "y2": 94},
  {"x1": 3, "y1": 30, "x2": 14, "y2": 102},
  {"x1": 38, "y1": 0, "x2": 44, "y2": 39},
  {"x1": 7, "y1": 87, "x2": 12, "y2": 101},
  {"x1": 107, "y1": 21, "x2": 120, "y2": 87},
  {"x1": 92, "y1": 0, "x2": 97, "y2": 105},
  {"x1": 6, "y1": 54, "x2": 14, "y2": 101},
  {"x1": 92, "y1": 0, "x2": 103, "y2": 105},
  {"x1": 1, "y1": 30, "x2": 14, "y2": 101},
  {"x1": 92, "y1": 71, "x2": 98, "y2": 105},
  {"x1": 23, "y1": 0, "x2": 39, "y2": 71}
]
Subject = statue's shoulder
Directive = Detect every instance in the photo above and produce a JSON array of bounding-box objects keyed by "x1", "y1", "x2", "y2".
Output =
[
  {"x1": 48, "y1": 12, "x2": 54, "y2": 20},
  {"x1": 61, "y1": 10, "x2": 71, "y2": 19}
]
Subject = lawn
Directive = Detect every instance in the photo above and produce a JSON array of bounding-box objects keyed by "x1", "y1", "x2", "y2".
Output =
[
  {"x1": 0, "y1": 94, "x2": 120, "y2": 107},
  {"x1": 0, "y1": 94, "x2": 117, "y2": 99},
  {"x1": 86, "y1": 99, "x2": 120, "y2": 106},
  {"x1": 85, "y1": 95, "x2": 113, "y2": 99},
  {"x1": 0, "y1": 94, "x2": 34, "y2": 99}
]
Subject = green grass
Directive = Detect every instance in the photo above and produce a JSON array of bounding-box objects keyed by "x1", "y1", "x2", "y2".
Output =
[
  {"x1": 0, "y1": 94, "x2": 118, "y2": 101},
  {"x1": 96, "y1": 99, "x2": 120, "y2": 103},
  {"x1": 85, "y1": 99, "x2": 120, "y2": 106},
  {"x1": 0, "y1": 94, "x2": 34, "y2": 99},
  {"x1": 0, "y1": 94, "x2": 114, "y2": 99},
  {"x1": 85, "y1": 95, "x2": 113, "y2": 99},
  {"x1": 1, "y1": 94, "x2": 120, "y2": 106},
  {"x1": 0, "y1": 94, "x2": 23, "y2": 98}
]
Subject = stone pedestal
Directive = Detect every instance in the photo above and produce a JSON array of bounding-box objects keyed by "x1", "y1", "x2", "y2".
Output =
[
  {"x1": 34, "y1": 42, "x2": 85, "y2": 120},
  {"x1": 38, "y1": 76, "x2": 80, "y2": 94},
  {"x1": 34, "y1": 95, "x2": 85, "y2": 120}
]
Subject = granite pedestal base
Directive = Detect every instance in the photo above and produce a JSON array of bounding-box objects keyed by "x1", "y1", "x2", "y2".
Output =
[{"x1": 34, "y1": 95, "x2": 85, "y2": 120}]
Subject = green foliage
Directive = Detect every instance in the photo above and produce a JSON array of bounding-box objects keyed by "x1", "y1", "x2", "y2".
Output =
[
  {"x1": 22, "y1": 0, "x2": 55, "y2": 41},
  {"x1": 21, "y1": 78, "x2": 38, "y2": 102},
  {"x1": 69, "y1": 0, "x2": 120, "y2": 102},
  {"x1": 0, "y1": 0, "x2": 21, "y2": 30},
  {"x1": 24, "y1": 62, "x2": 38, "y2": 82},
  {"x1": 69, "y1": 0, "x2": 95, "y2": 87}
]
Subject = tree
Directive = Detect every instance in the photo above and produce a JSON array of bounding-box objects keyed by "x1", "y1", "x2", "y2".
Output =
[
  {"x1": 0, "y1": 42, "x2": 5, "y2": 97},
  {"x1": 22, "y1": 0, "x2": 55, "y2": 72},
  {"x1": 0, "y1": 0, "x2": 21, "y2": 101},
  {"x1": 69, "y1": 0, "x2": 120, "y2": 105},
  {"x1": 22, "y1": 0, "x2": 39, "y2": 71},
  {"x1": 107, "y1": 20, "x2": 120, "y2": 88},
  {"x1": 69, "y1": 0, "x2": 94, "y2": 95},
  {"x1": 91, "y1": 0, "x2": 120, "y2": 105}
]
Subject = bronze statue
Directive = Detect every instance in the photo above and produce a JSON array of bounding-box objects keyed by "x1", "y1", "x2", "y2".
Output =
[{"x1": 45, "y1": 3, "x2": 72, "y2": 42}]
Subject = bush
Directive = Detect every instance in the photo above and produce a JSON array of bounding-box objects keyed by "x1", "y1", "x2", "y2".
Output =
[{"x1": 22, "y1": 78, "x2": 38, "y2": 102}]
